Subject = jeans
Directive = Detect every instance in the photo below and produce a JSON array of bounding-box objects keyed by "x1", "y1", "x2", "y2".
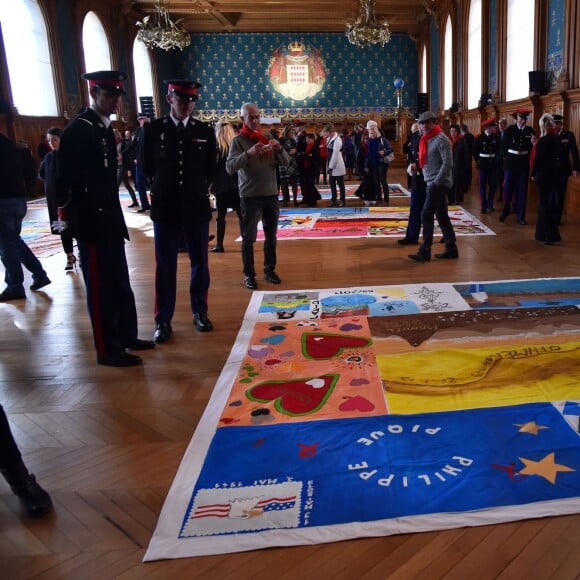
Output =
[
  {"x1": 405, "y1": 173, "x2": 426, "y2": 242},
  {"x1": 377, "y1": 162, "x2": 389, "y2": 203},
  {"x1": 420, "y1": 182, "x2": 456, "y2": 250},
  {"x1": 329, "y1": 174, "x2": 345, "y2": 203},
  {"x1": 240, "y1": 195, "x2": 279, "y2": 277},
  {"x1": 0, "y1": 197, "x2": 46, "y2": 294}
]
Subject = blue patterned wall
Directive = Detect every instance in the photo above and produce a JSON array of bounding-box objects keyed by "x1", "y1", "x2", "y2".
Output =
[
  {"x1": 547, "y1": 0, "x2": 565, "y2": 85},
  {"x1": 155, "y1": 32, "x2": 418, "y2": 121}
]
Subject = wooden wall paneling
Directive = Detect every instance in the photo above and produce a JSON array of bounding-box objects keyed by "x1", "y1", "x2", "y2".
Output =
[
  {"x1": 534, "y1": 0, "x2": 548, "y2": 71},
  {"x1": 496, "y1": 0, "x2": 508, "y2": 104},
  {"x1": 568, "y1": 0, "x2": 579, "y2": 88}
]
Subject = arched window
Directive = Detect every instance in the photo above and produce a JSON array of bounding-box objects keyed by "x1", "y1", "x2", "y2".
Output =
[
  {"x1": 506, "y1": 0, "x2": 534, "y2": 101},
  {"x1": 467, "y1": 0, "x2": 482, "y2": 109},
  {"x1": 82, "y1": 11, "x2": 112, "y2": 76},
  {"x1": 421, "y1": 45, "x2": 427, "y2": 93},
  {"x1": 132, "y1": 37, "x2": 154, "y2": 114},
  {"x1": 0, "y1": 0, "x2": 58, "y2": 116},
  {"x1": 443, "y1": 16, "x2": 453, "y2": 110}
]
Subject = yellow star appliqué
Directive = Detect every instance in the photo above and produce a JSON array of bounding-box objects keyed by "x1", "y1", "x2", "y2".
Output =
[
  {"x1": 514, "y1": 421, "x2": 550, "y2": 435},
  {"x1": 518, "y1": 452, "x2": 575, "y2": 484}
]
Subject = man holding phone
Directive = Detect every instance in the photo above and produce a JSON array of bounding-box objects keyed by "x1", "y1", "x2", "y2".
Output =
[{"x1": 226, "y1": 103, "x2": 290, "y2": 290}]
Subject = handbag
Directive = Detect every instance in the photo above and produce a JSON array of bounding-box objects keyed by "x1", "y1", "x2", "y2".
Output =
[{"x1": 385, "y1": 151, "x2": 395, "y2": 163}]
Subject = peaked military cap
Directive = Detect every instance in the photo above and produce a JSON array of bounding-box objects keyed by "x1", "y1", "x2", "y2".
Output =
[
  {"x1": 512, "y1": 108, "x2": 532, "y2": 119},
  {"x1": 552, "y1": 114, "x2": 564, "y2": 122},
  {"x1": 82, "y1": 70, "x2": 127, "y2": 95},
  {"x1": 482, "y1": 118, "x2": 497, "y2": 127},
  {"x1": 165, "y1": 79, "x2": 202, "y2": 102}
]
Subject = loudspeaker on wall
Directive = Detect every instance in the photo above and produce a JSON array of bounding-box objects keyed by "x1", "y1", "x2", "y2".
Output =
[{"x1": 528, "y1": 71, "x2": 548, "y2": 95}]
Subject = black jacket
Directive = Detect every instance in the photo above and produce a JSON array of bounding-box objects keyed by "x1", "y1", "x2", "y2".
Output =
[
  {"x1": 0, "y1": 133, "x2": 26, "y2": 199},
  {"x1": 57, "y1": 108, "x2": 128, "y2": 242},
  {"x1": 141, "y1": 115, "x2": 216, "y2": 224}
]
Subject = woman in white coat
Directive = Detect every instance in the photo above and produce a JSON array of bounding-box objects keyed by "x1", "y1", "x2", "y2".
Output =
[{"x1": 322, "y1": 124, "x2": 347, "y2": 207}]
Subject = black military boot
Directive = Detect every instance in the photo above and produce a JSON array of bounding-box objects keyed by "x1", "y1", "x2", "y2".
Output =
[{"x1": 1, "y1": 462, "x2": 53, "y2": 518}]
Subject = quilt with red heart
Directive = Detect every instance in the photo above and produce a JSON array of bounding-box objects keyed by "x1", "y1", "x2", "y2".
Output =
[{"x1": 145, "y1": 278, "x2": 580, "y2": 561}]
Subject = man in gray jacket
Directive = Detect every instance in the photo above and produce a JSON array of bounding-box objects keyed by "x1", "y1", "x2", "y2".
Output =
[
  {"x1": 226, "y1": 103, "x2": 290, "y2": 290},
  {"x1": 409, "y1": 111, "x2": 459, "y2": 262}
]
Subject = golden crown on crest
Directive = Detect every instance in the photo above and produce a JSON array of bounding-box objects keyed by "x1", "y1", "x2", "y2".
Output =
[{"x1": 288, "y1": 41, "x2": 305, "y2": 53}]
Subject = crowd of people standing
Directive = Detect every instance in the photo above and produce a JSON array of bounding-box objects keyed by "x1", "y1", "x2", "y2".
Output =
[
  {"x1": 2, "y1": 76, "x2": 580, "y2": 522},
  {"x1": 3, "y1": 77, "x2": 580, "y2": 361}
]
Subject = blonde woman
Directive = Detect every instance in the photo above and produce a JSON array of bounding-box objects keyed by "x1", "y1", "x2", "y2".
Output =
[
  {"x1": 531, "y1": 113, "x2": 564, "y2": 245},
  {"x1": 212, "y1": 120, "x2": 242, "y2": 252}
]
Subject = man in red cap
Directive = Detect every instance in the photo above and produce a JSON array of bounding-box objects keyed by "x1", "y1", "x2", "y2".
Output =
[
  {"x1": 140, "y1": 80, "x2": 216, "y2": 343},
  {"x1": 473, "y1": 118, "x2": 501, "y2": 213},
  {"x1": 499, "y1": 108, "x2": 535, "y2": 224},
  {"x1": 57, "y1": 70, "x2": 155, "y2": 366}
]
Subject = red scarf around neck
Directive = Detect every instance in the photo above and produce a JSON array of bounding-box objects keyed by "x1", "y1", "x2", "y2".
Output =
[
  {"x1": 240, "y1": 124, "x2": 269, "y2": 145},
  {"x1": 419, "y1": 124, "x2": 443, "y2": 168},
  {"x1": 450, "y1": 133, "x2": 463, "y2": 149}
]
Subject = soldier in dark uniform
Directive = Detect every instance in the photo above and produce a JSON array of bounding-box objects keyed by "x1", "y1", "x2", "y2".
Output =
[
  {"x1": 57, "y1": 70, "x2": 155, "y2": 367},
  {"x1": 473, "y1": 118, "x2": 501, "y2": 213},
  {"x1": 141, "y1": 80, "x2": 216, "y2": 344},
  {"x1": 552, "y1": 113, "x2": 579, "y2": 224},
  {"x1": 499, "y1": 108, "x2": 535, "y2": 225}
]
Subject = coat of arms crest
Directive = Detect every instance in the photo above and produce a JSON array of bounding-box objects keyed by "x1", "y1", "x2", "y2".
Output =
[{"x1": 268, "y1": 42, "x2": 326, "y2": 101}]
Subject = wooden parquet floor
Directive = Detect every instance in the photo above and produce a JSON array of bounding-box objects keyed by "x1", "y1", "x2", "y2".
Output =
[{"x1": 1, "y1": 170, "x2": 580, "y2": 579}]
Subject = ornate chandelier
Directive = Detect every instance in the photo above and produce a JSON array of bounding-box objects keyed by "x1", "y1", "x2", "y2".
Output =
[
  {"x1": 136, "y1": 0, "x2": 191, "y2": 51},
  {"x1": 345, "y1": 0, "x2": 392, "y2": 47}
]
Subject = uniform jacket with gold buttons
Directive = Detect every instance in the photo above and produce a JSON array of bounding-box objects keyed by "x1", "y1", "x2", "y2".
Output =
[
  {"x1": 141, "y1": 115, "x2": 216, "y2": 225},
  {"x1": 56, "y1": 108, "x2": 128, "y2": 242}
]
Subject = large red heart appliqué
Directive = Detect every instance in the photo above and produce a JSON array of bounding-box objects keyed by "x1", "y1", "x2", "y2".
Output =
[
  {"x1": 247, "y1": 374, "x2": 339, "y2": 416},
  {"x1": 301, "y1": 332, "x2": 372, "y2": 360}
]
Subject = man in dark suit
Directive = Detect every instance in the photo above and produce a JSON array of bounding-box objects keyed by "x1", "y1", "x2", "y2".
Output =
[
  {"x1": 57, "y1": 70, "x2": 155, "y2": 366},
  {"x1": 552, "y1": 113, "x2": 579, "y2": 224},
  {"x1": 141, "y1": 79, "x2": 216, "y2": 343}
]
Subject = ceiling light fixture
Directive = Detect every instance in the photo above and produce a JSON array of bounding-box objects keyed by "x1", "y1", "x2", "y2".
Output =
[
  {"x1": 136, "y1": 0, "x2": 191, "y2": 51},
  {"x1": 345, "y1": 0, "x2": 391, "y2": 47}
]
